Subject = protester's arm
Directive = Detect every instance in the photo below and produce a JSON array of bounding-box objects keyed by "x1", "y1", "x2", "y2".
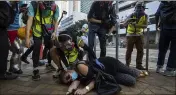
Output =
[
  {"x1": 88, "y1": 18, "x2": 102, "y2": 24},
  {"x1": 78, "y1": 39, "x2": 96, "y2": 60},
  {"x1": 109, "y1": 4, "x2": 117, "y2": 34},
  {"x1": 25, "y1": 3, "x2": 34, "y2": 48},
  {"x1": 155, "y1": 3, "x2": 162, "y2": 31},
  {"x1": 74, "y1": 64, "x2": 95, "y2": 95},
  {"x1": 52, "y1": 5, "x2": 59, "y2": 39},
  {"x1": 87, "y1": 2, "x2": 102, "y2": 24},
  {"x1": 74, "y1": 80, "x2": 95, "y2": 95}
]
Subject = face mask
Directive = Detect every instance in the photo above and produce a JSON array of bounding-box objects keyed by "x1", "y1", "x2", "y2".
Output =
[
  {"x1": 66, "y1": 45, "x2": 73, "y2": 51},
  {"x1": 65, "y1": 41, "x2": 74, "y2": 51},
  {"x1": 71, "y1": 71, "x2": 78, "y2": 81}
]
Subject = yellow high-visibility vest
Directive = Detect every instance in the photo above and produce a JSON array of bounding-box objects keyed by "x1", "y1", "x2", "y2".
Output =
[
  {"x1": 127, "y1": 15, "x2": 146, "y2": 34},
  {"x1": 32, "y1": 8, "x2": 54, "y2": 37},
  {"x1": 64, "y1": 47, "x2": 79, "y2": 64}
]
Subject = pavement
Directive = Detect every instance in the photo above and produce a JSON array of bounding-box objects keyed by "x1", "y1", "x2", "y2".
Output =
[{"x1": 0, "y1": 47, "x2": 175, "y2": 95}]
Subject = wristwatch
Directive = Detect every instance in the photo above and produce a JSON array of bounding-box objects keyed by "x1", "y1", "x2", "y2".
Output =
[{"x1": 85, "y1": 86, "x2": 90, "y2": 91}]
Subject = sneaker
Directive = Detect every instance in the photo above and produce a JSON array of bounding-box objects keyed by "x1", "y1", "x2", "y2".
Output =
[
  {"x1": 21, "y1": 57, "x2": 30, "y2": 64},
  {"x1": 0, "y1": 72, "x2": 18, "y2": 80},
  {"x1": 32, "y1": 69, "x2": 40, "y2": 81},
  {"x1": 156, "y1": 67, "x2": 163, "y2": 73},
  {"x1": 9, "y1": 68, "x2": 23, "y2": 74},
  {"x1": 162, "y1": 70, "x2": 176, "y2": 77},
  {"x1": 136, "y1": 65, "x2": 146, "y2": 70}
]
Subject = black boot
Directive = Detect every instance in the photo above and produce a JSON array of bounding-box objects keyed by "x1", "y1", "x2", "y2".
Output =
[
  {"x1": 9, "y1": 68, "x2": 23, "y2": 74},
  {"x1": 32, "y1": 69, "x2": 40, "y2": 81},
  {"x1": 21, "y1": 56, "x2": 30, "y2": 64},
  {"x1": 136, "y1": 64, "x2": 146, "y2": 70}
]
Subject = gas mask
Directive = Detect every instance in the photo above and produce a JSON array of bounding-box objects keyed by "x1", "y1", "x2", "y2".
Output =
[
  {"x1": 39, "y1": 1, "x2": 56, "y2": 11},
  {"x1": 59, "y1": 40, "x2": 74, "y2": 51}
]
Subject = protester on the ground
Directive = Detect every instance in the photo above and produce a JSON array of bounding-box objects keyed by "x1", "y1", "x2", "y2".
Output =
[
  {"x1": 60, "y1": 57, "x2": 147, "y2": 95},
  {"x1": 50, "y1": 34, "x2": 97, "y2": 78},
  {"x1": 121, "y1": 2, "x2": 148, "y2": 70},
  {"x1": 88, "y1": 1, "x2": 116, "y2": 57},
  {"x1": 155, "y1": 1, "x2": 176, "y2": 77},
  {"x1": 25, "y1": 1, "x2": 59, "y2": 81},
  {"x1": 0, "y1": 1, "x2": 18, "y2": 80}
]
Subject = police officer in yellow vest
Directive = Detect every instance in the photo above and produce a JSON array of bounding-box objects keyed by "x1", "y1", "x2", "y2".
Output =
[
  {"x1": 121, "y1": 2, "x2": 148, "y2": 70},
  {"x1": 50, "y1": 34, "x2": 97, "y2": 78},
  {"x1": 25, "y1": 1, "x2": 59, "y2": 81}
]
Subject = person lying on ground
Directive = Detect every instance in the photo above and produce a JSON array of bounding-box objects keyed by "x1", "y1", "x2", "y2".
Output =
[{"x1": 59, "y1": 56, "x2": 148, "y2": 95}]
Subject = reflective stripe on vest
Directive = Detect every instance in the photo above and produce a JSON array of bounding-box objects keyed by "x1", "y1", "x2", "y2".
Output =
[
  {"x1": 32, "y1": 8, "x2": 54, "y2": 37},
  {"x1": 127, "y1": 15, "x2": 146, "y2": 34},
  {"x1": 64, "y1": 47, "x2": 79, "y2": 64}
]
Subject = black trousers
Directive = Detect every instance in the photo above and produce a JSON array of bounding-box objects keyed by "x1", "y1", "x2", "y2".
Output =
[
  {"x1": 22, "y1": 36, "x2": 53, "y2": 64},
  {"x1": 157, "y1": 29, "x2": 176, "y2": 70},
  {"x1": 32, "y1": 37, "x2": 42, "y2": 68},
  {"x1": 43, "y1": 35, "x2": 53, "y2": 64},
  {"x1": 0, "y1": 29, "x2": 9, "y2": 74},
  {"x1": 99, "y1": 57, "x2": 140, "y2": 86},
  {"x1": 21, "y1": 44, "x2": 34, "y2": 59},
  {"x1": 88, "y1": 23, "x2": 107, "y2": 57}
]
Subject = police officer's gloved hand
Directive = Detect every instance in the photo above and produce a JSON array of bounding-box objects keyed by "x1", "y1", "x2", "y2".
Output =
[{"x1": 95, "y1": 59, "x2": 105, "y2": 70}]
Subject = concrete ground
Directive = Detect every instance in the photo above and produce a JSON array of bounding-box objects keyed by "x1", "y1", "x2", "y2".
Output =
[{"x1": 0, "y1": 47, "x2": 175, "y2": 95}]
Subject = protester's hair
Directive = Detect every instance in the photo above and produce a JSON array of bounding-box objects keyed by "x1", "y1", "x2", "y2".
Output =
[
  {"x1": 58, "y1": 34, "x2": 72, "y2": 43},
  {"x1": 59, "y1": 70, "x2": 69, "y2": 84}
]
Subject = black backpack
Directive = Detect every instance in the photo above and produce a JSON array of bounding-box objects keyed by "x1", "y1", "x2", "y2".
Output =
[
  {"x1": 160, "y1": 1, "x2": 176, "y2": 24},
  {"x1": 92, "y1": 66, "x2": 122, "y2": 95}
]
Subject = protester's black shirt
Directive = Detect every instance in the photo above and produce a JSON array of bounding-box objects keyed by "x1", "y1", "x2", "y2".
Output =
[
  {"x1": 76, "y1": 57, "x2": 119, "y2": 84},
  {"x1": 87, "y1": 1, "x2": 116, "y2": 26}
]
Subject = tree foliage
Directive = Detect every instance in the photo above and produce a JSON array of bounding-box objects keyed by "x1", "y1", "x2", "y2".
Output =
[
  {"x1": 64, "y1": 19, "x2": 88, "y2": 43},
  {"x1": 66, "y1": 19, "x2": 88, "y2": 34}
]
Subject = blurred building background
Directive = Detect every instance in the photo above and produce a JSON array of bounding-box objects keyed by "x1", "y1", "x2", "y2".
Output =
[{"x1": 24, "y1": 1, "x2": 161, "y2": 48}]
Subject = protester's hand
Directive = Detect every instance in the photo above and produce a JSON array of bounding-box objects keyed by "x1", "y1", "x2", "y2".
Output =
[
  {"x1": 95, "y1": 59, "x2": 105, "y2": 70},
  {"x1": 156, "y1": 26, "x2": 160, "y2": 32},
  {"x1": 66, "y1": 91, "x2": 71, "y2": 95},
  {"x1": 25, "y1": 38, "x2": 30, "y2": 48},
  {"x1": 74, "y1": 88, "x2": 87, "y2": 95},
  {"x1": 108, "y1": 26, "x2": 115, "y2": 34}
]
